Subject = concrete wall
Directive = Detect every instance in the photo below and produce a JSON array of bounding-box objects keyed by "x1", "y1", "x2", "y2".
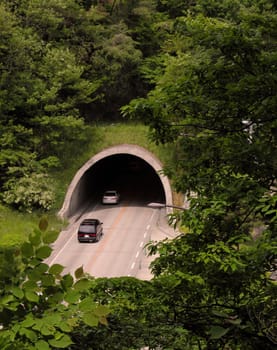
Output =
[{"x1": 59, "y1": 144, "x2": 173, "y2": 219}]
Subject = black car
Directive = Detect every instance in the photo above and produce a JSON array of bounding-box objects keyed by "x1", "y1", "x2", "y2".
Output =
[{"x1": 77, "y1": 218, "x2": 103, "y2": 243}]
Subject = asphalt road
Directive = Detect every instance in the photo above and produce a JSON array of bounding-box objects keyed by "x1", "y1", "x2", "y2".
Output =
[{"x1": 46, "y1": 201, "x2": 175, "y2": 279}]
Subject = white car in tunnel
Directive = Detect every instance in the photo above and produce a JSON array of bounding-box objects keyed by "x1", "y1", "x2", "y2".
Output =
[{"x1": 102, "y1": 190, "x2": 120, "y2": 204}]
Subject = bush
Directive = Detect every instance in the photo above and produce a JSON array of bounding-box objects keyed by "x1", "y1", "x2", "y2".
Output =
[{"x1": 2, "y1": 173, "x2": 55, "y2": 212}]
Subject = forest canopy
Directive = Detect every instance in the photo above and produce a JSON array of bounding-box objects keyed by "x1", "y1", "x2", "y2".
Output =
[
  {"x1": 0, "y1": 0, "x2": 158, "y2": 211},
  {"x1": 0, "y1": 0, "x2": 276, "y2": 349}
]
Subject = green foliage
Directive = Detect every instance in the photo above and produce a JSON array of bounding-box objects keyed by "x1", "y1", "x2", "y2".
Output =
[
  {"x1": 0, "y1": 0, "x2": 159, "y2": 211},
  {"x1": 2, "y1": 172, "x2": 55, "y2": 212},
  {"x1": 123, "y1": 0, "x2": 277, "y2": 348},
  {"x1": 0, "y1": 204, "x2": 65, "y2": 246},
  {"x1": 146, "y1": 226, "x2": 276, "y2": 348},
  {"x1": 0, "y1": 1, "x2": 95, "y2": 211},
  {"x1": 1, "y1": 0, "x2": 276, "y2": 348},
  {"x1": 69, "y1": 277, "x2": 154, "y2": 350},
  {"x1": 0, "y1": 219, "x2": 110, "y2": 349}
]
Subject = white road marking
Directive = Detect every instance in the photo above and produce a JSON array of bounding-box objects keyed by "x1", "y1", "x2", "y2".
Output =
[
  {"x1": 129, "y1": 211, "x2": 157, "y2": 274},
  {"x1": 48, "y1": 226, "x2": 78, "y2": 265},
  {"x1": 47, "y1": 203, "x2": 101, "y2": 266}
]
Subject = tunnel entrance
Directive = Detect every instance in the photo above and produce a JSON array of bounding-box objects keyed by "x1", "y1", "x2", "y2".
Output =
[{"x1": 59, "y1": 144, "x2": 172, "y2": 219}]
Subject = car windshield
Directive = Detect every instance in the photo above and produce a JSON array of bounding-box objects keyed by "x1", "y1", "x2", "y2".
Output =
[{"x1": 79, "y1": 225, "x2": 96, "y2": 233}]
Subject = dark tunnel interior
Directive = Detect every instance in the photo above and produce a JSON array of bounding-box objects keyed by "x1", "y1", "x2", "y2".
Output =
[{"x1": 70, "y1": 154, "x2": 166, "y2": 215}]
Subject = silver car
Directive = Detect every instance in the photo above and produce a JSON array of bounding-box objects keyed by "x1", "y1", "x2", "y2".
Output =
[{"x1": 102, "y1": 190, "x2": 120, "y2": 204}]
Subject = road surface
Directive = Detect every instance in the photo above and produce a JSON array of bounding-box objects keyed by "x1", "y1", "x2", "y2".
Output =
[{"x1": 46, "y1": 202, "x2": 175, "y2": 279}]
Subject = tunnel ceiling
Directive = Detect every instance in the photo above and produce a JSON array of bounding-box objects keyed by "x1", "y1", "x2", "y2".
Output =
[{"x1": 59, "y1": 144, "x2": 172, "y2": 219}]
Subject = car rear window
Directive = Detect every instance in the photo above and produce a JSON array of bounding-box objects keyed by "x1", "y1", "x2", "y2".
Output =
[
  {"x1": 105, "y1": 191, "x2": 117, "y2": 196},
  {"x1": 79, "y1": 225, "x2": 96, "y2": 233}
]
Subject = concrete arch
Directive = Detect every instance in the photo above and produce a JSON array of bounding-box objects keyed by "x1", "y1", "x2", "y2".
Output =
[{"x1": 59, "y1": 144, "x2": 173, "y2": 219}]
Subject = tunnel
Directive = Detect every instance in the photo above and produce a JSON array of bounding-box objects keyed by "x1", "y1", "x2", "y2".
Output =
[{"x1": 59, "y1": 144, "x2": 173, "y2": 219}]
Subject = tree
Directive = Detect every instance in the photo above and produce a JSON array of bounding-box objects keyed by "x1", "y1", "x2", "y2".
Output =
[
  {"x1": 122, "y1": 0, "x2": 277, "y2": 348},
  {"x1": 70, "y1": 277, "x2": 153, "y2": 349},
  {"x1": 0, "y1": 0, "x2": 276, "y2": 346},
  {"x1": 0, "y1": 219, "x2": 110, "y2": 349},
  {"x1": 0, "y1": 2, "x2": 96, "y2": 211},
  {"x1": 0, "y1": 0, "x2": 155, "y2": 211}
]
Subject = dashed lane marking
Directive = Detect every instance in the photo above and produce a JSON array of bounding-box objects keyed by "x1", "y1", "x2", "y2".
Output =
[{"x1": 85, "y1": 205, "x2": 128, "y2": 272}]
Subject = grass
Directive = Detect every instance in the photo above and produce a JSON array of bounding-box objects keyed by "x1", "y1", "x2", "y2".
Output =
[
  {"x1": 0, "y1": 122, "x2": 175, "y2": 247},
  {"x1": 83, "y1": 122, "x2": 172, "y2": 165},
  {"x1": 0, "y1": 204, "x2": 65, "y2": 247},
  {"x1": 52, "y1": 122, "x2": 174, "y2": 208}
]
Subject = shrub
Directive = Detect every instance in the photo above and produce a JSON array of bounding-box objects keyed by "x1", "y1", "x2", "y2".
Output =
[{"x1": 2, "y1": 173, "x2": 55, "y2": 212}]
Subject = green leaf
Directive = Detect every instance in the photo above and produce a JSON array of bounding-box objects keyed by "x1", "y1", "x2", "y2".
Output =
[
  {"x1": 19, "y1": 327, "x2": 37, "y2": 341},
  {"x1": 58, "y1": 321, "x2": 72, "y2": 333},
  {"x1": 67, "y1": 317, "x2": 79, "y2": 328},
  {"x1": 42, "y1": 230, "x2": 59, "y2": 244},
  {"x1": 73, "y1": 278, "x2": 90, "y2": 291},
  {"x1": 39, "y1": 217, "x2": 48, "y2": 232},
  {"x1": 212, "y1": 310, "x2": 230, "y2": 318},
  {"x1": 36, "y1": 263, "x2": 49, "y2": 274},
  {"x1": 94, "y1": 305, "x2": 110, "y2": 317},
  {"x1": 32, "y1": 319, "x2": 43, "y2": 331},
  {"x1": 11, "y1": 286, "x2": 24, "y2": 299},
  {"x1": 43, "y1": 314, "x2": 62, "y2": 327},
  {"x1": 21, "y1": 242, "x2": 34, "y2": 258},
  {"x1": 49, "y1": 264, "x2": 64, "y2": 276},
  {"x1": 36, "y1": 245, "x2": 52, "y2": 259},
  {"x1": 28, "y1": 268, "x2": 43, "y2": 282},
  {"x1": 35, "y1": 340, "x2": 50, "y2": 350},
  {"x1": 74, "y1": 266, "x2": 84, "y2": 279},
  {"x1": 22, "y1": 280, "x2": 37, "y2": 290},
  {"x1": 41, "y1": 274, "x2": 55, "y2": 286},
  {"x1": 61, "y1": 274, "x2": 74, "y2": 290},
  {"x1": 48, "y1": 334, "x2": 73, "y2": 348},
  {"x1": 11, "y1": 325, "x2": 20, "y2": 340},
  {"x1": 83, "y1": 312, "x2": 99, "y2": 327},
  {"x1": 47, "y1": 291, "x2": 64, "y2": 305},
  {"x1": 99, "y1": 316, "x2": 108, "y2": 326},
  {"x1": 41, "y1": 325, "x2": 55, "y2": 336},
  {"x1": 227, "y1": 318, "x2": 242, "y2": 325},
  {"x1": 0, "y1": 295, "x2": 14, "y2": 306},
  {"x1": 209, "y1": 326, "x2": 229, "y2": 339},
  {"x1": 21, "y1": 317, "x2": 35, "y2": 328},
  {"x1": 29, "y1": 231, "x2": 42, "y2": 246},
  {"x1": 29, "y1": 258, "x2": 41, "y2": 267},
  {"x1": 25, "y1": 291, "x2": 39, "y2": 303},
  {"x1": 79, "y1": 297, "x2": 94, "y2": 312},
  {"x1": 64, "y1": 290, "x2": 80, "y2": 304}
]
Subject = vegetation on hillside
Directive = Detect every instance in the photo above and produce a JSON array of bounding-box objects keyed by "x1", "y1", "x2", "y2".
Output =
[
  {"x1": 0, "y1": 0, "x2": 276, "y2": 349},
  {"x1": 123, "y1": 0, "x2": 277, "y2": 348},
  {"x1": 0, "y1": 0, "x2": 160, "y2": 212}
]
